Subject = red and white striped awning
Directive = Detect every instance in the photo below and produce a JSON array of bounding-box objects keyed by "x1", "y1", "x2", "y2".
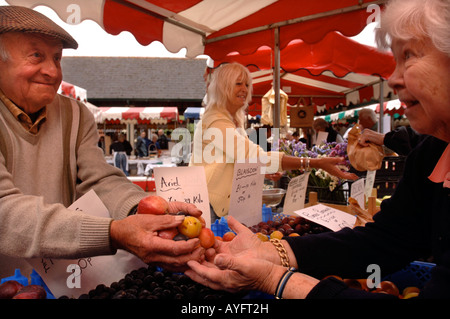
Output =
[
  {"x1": 8, "y1": 0, "x2": 384, "y2": 59},
  {"x1": 98, "y1": 106, "x2": 179, "y2": 124}
]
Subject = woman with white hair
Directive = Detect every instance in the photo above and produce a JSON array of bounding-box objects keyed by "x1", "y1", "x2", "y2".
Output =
[
  {"x1": 186, "y1": 0, "x2": 450, "y2": 299},
  {"x1": 189, "y1": 62, "x2": 357, "y2": 221}
]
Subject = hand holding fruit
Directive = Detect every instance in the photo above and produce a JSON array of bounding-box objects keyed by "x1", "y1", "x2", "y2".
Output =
[
  {"x1": 110, "y1": 196, "x2": 207, "y2": 272},
  {"x1": 186, "y1": 250, "x2": 279, "y2": 293},
  {"x1": 204, "y1": 216, "x2": 268, "y2": 264}
]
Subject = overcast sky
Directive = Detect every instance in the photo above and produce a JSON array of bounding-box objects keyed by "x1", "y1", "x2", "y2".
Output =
[{"x1": 0, "y1": 1, "x2": 378, "y2": 59}]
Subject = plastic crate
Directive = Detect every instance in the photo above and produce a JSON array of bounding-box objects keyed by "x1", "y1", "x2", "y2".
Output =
[
  {"x1": 382, "y1": 261, "x2": 435, "y2": 291},
  {"x1": 306, "y1": 185, "x2": 349, "y2": 205},
  {"x1": 211, "y1": 217, "x2": 232, "y2": 237},
  {"x1": 1, "y1": 268, "x2": 55, "y2": 299},
  {"x1": 373, "y1": 176, "x2": 401, "y2": 197},
  {"x1": 376, "y1": 156, "x2": 406, "y2": 177}
]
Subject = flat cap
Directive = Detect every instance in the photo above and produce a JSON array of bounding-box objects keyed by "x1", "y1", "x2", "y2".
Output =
[{"x1": 0, "y1": 5, "x2": 78, "y2": 49}]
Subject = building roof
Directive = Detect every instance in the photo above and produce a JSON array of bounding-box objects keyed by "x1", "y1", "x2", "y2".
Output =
[{"x1": 61, "y1": 56, "x2": 208, "y2": 102}]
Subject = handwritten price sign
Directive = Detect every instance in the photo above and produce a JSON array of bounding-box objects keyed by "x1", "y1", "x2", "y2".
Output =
[
  {"x1": 153, "y1": 166, "x2": 211, "y2": 227},
  {"x1": 294, "y1": 204, "x2": 356, "y2": 232}
]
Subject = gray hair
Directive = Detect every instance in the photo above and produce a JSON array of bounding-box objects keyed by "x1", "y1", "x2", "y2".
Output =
[{"x1": 376, "y1": 0, "x2": 450, "y2": 56}]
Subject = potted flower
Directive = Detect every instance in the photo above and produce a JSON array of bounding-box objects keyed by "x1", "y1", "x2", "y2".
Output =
[{"x1": 277, "y1": 139, "x2": 350, "y2": 204}]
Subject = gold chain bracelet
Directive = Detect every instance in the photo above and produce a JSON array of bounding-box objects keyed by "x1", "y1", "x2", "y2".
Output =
[{"x1": 269, "y1": 238, "x2": 290, "y2": 267}]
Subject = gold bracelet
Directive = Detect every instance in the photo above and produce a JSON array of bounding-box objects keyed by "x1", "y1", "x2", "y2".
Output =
[{"x1": 269, "y1": 238, "x2": 290, "y2": 267}]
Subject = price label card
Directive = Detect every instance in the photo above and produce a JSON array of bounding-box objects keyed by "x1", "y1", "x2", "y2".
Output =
[
  {"x1": 283, "y1": 172, "x2": 310, "y2": 215},
  {"x1": 294, "y1": 204, "x2": 356, "y2": 232},
  {"x1": 27, "y1": 190, "x2": 146, "y2": 298},
  {"x1": 316, "y1": 131, "x2": 329, "y2": 144},
  {"x1": 154, "y1": 166, "x2": 211, "y2": 227},
  {"x1": 228, "y1": 161, "x2": 265, "y2": 227},
  {"x1": 350, "y1": 178, "x2": 365, "y2": 208},
  {"x1": 365, "y1": 170, "x2": 377, "y2": 199}
]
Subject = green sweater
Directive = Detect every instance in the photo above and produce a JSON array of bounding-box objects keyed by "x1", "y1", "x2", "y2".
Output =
[{"x1": 0, "y1": 94, "x2": 147, "y2": 278}]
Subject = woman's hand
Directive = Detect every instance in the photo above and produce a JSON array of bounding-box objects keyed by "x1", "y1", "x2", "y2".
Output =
[
  {"x1": 186, "y1": 252, "x2": 282, "y2": 293},
  {"x1": 312, "y1": 157, "x2": 358, "y2": 180},
  {"x1": 204, "y1": 216, "x2": 282, "y2": 264}
]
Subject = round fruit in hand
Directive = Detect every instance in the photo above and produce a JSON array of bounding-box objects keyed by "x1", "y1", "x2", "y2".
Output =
[
  {"x1": 222, "y1": 232, "x2": 236, "y2": 242},
  {"x1": 177, "y1": 216, "x2": 202, "y2": 238},
  {"x1": 138, "y1": 195, "x2": 169, "y2": 215},
  {"x1": 198, "y1": 228, "x2": 215, "y2": 248}
]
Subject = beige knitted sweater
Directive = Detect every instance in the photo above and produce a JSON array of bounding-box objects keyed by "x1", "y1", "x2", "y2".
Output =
[{"x1": 0, "y1": 94, "x2": 146, "y2": 277}]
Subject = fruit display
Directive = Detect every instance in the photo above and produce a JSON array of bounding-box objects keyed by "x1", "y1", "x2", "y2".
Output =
[
  {"x1": 138, "y1": 195, "x2": 215, "y2": 249},
  {"x1": 0, "y1": 281, "x2": 46, "y2": 299},
  {"x1": 248, "y1": 215, "x2": 331, "y2": 240},
  {"x1": 324, "y1": 276, "x2": 420, "y2": 299},
  {"x1": 58, "y1": 266, "x2": 239, "y2": 300},
  {"x1": 138, "y1": 195, "x2": 170, "y2": 215}
]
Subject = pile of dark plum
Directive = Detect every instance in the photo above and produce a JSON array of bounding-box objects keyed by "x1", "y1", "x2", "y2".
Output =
[{"x1": 59, "y1": 266, "x2": 237, "y2": 300}]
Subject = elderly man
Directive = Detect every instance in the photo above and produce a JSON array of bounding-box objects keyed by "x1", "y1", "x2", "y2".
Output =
[{"x1": 0, "y1": 6, "x2": 203, "y2": 279}]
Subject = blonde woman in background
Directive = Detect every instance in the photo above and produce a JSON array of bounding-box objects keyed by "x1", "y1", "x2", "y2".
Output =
[{"x1": 190, "y1": 62, "x2": 357, "y2": 221}]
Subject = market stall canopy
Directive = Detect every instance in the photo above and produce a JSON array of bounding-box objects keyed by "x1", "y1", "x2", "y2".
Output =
[
  {"x1": 214, "y1": 31, "x2": 396, "y2": 113},
  {"x1": 247, "y1": 68, "x2": 394, "y2": 115},
  {"x1": 99, "y1": 106, "x2": 179, "y2": 124},
  {"x1": 58, "y1": 81, "x2": 103, "y2": 123},
  {"x1": 183, "y1": 107, "x2": 205, "y2": 120},
  {"x1": 317, "y1": 99, "x2": 406, "y2": 122},
  {"x1": 7, "y1": 0, "x2": 386, "y2": 59},
  {"x1": 58, "y1": 80, "x2": 87, "y2": 102}
]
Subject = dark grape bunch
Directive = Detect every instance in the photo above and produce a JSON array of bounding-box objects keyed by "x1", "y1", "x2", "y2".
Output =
[
  {"x1": 248, "y1": 215, "x2": 331, "y2": 237},
  {"x1": 59, "y1": 266, "x2": 238, "y2": 300}
]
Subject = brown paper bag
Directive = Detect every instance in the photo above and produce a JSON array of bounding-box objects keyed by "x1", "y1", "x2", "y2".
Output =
[
  {"x1": 348, "y1": 197, "x2": 375, "y2": 227},
  {"x1": 347, "y1": 125, "x2": 384, "y2": 171}
]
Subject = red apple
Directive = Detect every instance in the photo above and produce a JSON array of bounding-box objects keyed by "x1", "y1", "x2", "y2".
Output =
[{"x1": 138, "y1": 195, "x2": 169, "y2": 215}]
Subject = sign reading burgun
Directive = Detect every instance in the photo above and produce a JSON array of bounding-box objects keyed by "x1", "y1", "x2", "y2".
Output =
[{"x1": 228, "y1": 161, "x2": 265, "y2": 227}]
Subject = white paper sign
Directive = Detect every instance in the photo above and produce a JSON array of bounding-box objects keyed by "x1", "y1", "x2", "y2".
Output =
[
  {"x1": 350, "y1": 178, "x2": 365, "y2": 208},
  {"x1": 283, "y1": 172, "x2": 310, "y2": 215},
  {"x1": 316, "y1": 131, "x2": 329, "y2": 144},
  {"x1": 154, "y1": 166, "x2": 211, "y2": 227},
  {"x1": 365, "y1": 170, "x2": 377, "y2": 199},
  {"x1": 294, "y1": 204, "x2": 356, "y2": 232},
  {"x1": 228, "y1": 161, "x2": 265, "y2": 227},
  {"x1": 27, "y1": 190, "x2": 146, "y2": 298}
]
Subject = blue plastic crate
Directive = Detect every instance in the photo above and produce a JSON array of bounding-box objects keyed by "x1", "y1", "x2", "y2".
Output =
[
  {"x1": 0, "y1": 268, "x2": 55, "y2": 299},
  {"x1": 382, "y1": 261, "x2": 435, "y2": 291},
  {"x1": 211, "y1": 217, "x2": 232, "y2": 237}
]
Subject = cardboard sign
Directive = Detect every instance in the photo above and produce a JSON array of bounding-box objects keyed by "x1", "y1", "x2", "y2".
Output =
[
  {"x1": 228, "y1": 161, "x2": 265, "y2": 227},
  {"x1": 294, "y1": 204, "x2": 356, "y2": 232},
  {"x1": 350, "y1": 178, "x2": 365, "y2": 208},
  {"x1": 283, "y1": 172, "x2": 310, "y2": 215},
  {"x1": 153, "y1": 166, "x2": 211, "y2": 227},
  {"x1": 27, "y1": 190, "x2": 146, "y2": 298}
]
